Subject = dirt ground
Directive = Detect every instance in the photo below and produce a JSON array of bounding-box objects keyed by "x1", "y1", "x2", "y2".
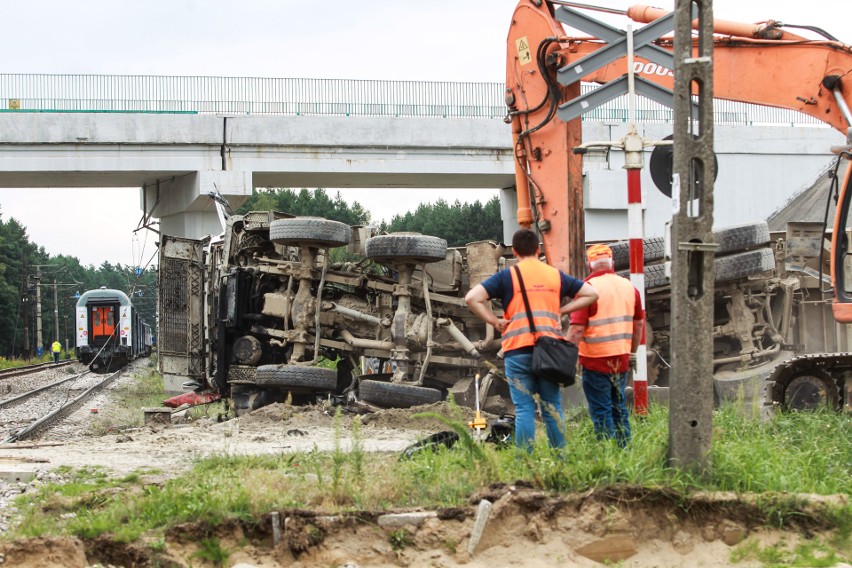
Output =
[{"x1": 0, "y1": 371, "x2": 847, "y2": 568}]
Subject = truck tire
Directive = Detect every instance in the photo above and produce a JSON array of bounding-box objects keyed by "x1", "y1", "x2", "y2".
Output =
[
  {"x1": 269, "y1": 217, "x2": 350, "y2": 248},
  {"x1": 610, "y1": 221, "x2": 770, "y2": 270},
  {"x1": 642, "y1": 264, "x2": 670, "y2": 289},
  {"x1": 359, "y1": 379, "x2": 443, "y2": 408},
  {"x1": 631, "y1": 247, "x2": 775, "y2": 289},
  {"x1": 713, "y1": 221, "x2": 770, "y2": 255},
  {"x1": 713, "y1": 353, "x2": 787, "y2": 405},
  {"x1": 365, "y1": 233, "x2": 447, "y2": 264},
  {"x1": 714, "y1": 247, "x2": 775, "y2": 282},
  {"x1": 611, "y1": 237, "x2": 665, "y2": 271},
  {"x1": 255, "y1": 365, "x2": 338, "y2": 391},
  {"x1": 227, "y1": 364, "x2": 258, "y2": 384}
]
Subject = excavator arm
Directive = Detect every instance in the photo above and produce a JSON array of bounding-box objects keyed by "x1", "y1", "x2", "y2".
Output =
[{"x1": 506, "y1": 0, "x2": 852, "y2": 321}]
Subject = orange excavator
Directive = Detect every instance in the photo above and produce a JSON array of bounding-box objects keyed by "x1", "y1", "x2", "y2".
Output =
[{"x1": 506, "y1": 0, "x2": 852, "y2": 411}]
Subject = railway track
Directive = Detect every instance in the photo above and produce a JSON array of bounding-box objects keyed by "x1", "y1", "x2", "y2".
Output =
[
  {"x1": 0, "y1": 366, "x2": 122, "y2": 443},
  {"x1": 0, "y1": 360, "x2": 73, "y2": 381}
]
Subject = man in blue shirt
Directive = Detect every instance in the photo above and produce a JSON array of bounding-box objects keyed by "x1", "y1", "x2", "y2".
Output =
[{"x1": 465, "y1": 229, "x2": 597, "y2": 450}]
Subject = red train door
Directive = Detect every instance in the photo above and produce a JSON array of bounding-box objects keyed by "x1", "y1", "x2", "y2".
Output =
[{"x1": 91, "y1": 305, "x2": 116, "y2": 343}]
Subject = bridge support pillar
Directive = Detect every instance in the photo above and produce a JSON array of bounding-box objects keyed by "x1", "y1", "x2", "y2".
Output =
[
  {"x1": 144, "y1": 170, "x2": 252, "y2": 239},
  {"x1": 499, "y1": 186, "x2": 520, "y2": 244}
]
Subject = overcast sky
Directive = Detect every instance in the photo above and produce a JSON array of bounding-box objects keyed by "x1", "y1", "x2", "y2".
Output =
[{"x1": 0, "y1": 0, "x2": 849, "y2": 266}]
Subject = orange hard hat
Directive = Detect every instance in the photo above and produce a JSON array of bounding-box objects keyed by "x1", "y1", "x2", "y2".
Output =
[{"x1": 586, "y1": 244, "x2": 613, "y2": 261}]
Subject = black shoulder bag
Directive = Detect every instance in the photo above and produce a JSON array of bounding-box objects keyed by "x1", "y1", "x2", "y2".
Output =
[{"x1": 513, "y1": 265, "x2": 578, "y2": 386}]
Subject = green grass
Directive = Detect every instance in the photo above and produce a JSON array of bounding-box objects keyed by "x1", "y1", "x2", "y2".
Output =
[
  {"x1": 190, "y1": 536, "x2": 231, "y2": 567},
  {"x1": 731, "y1": 535, "x2": 847, "y2": 567},
  {"x1": 4, "y1": 401, "x2": 850, "y2": 561},
  {"x1": 0, "y1": 352, "x2": 68, "y2": 370},
  {"x1": 87, "y1": 363, "x2": 169, "y2": 434}
]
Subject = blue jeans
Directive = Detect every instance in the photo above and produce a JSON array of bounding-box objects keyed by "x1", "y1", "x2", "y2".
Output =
[
  {"x1": 504, "y1": 352, "x2": 566, "y2": 451},
  {"x1": 581, "y1": 368, "x2": 631, "y2": 447}
]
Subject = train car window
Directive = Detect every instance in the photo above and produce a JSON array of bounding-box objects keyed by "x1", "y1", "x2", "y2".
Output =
[{"x1": 93, "y1": 310, "x2": 101, "y2": 327}]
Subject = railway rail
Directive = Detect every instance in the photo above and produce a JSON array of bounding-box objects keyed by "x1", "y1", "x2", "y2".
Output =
[
  {"x1": 0, "y1": 367, "x2": 122, "y2": 443},
  {"x1": 0, "y1": 361, "x2": 73, "y2": 381}
]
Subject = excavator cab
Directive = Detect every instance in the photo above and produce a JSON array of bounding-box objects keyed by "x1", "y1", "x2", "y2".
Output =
[{"x1": 832, "y1": 160, "x2": 852, "y2": 324}]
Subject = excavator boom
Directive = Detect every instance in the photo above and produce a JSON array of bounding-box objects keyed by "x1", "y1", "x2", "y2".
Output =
[{"x1": 506, "y1": 0, "x2": 852, "y2": 298}]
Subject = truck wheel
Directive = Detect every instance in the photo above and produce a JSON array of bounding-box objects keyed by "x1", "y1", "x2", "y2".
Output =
[
  {"x1": 641, "y1": 264, "x2": 670, "y2": 289},
  {"x1": 715, "y1": 247, "x2": 775, "y2": 282},
  {"x1": 270, "y1": 217, "x2": 350, "y2": 248},
  {"x1": 610, "y1": 221, "x2": 770, "y2": 270},
  {"x1": 713, "y1": 221, "x2": 770, "y2": 255},
  {"x1": 365, "y1": 234, "x2": 447, "y2": 264},
  {"x1": 630, "y1": 247, "x2": 775, "y2": 289},
  {"x1": 713, "y1": 353, "x2": 786, "y2": 406},
  {"x1": 772, "y1": 369, "x2": 840, "y2": 411},
  {"x1": 255, "y1": 365, "x2": 338, "y2": 391},
  {"x1": 359, "y1": 379, "x2": 443, "y2": 408},
  {"x1": 611, "y1": 237, "x2": 665, "y2": 271}
]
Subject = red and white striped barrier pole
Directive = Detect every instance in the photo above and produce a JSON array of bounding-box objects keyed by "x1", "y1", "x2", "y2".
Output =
[
  {"x1": 625, "y1": 26, "x2": 648, "y2": 415},
  {"x1": 627, "y1": 167, "x2": 648, "y2": 415}
]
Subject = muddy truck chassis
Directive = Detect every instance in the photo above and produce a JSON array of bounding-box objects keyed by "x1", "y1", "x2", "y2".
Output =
[
  {"x1": 158, "y1": 210, "x2": 848, "y2": 415},
  {"x1": 160, "y1": 212, "x2": 512, "y2": 415}
]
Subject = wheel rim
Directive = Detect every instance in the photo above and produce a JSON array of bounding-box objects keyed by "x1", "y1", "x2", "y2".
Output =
[{"x1": 783, "y1": 373, "x2": 838, "y2": 411}]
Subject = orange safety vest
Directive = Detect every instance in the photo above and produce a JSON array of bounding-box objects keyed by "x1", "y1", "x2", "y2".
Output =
[
  {"x1": 501, "y1": 259, "x2": 564, "y2": 353},
  {"x1": 578, "y1": 272, "x2": 636, "y2": 358}
]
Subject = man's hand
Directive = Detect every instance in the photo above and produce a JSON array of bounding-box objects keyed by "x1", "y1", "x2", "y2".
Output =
[
  {"x1": 493, "y1": 317, "x2": 509, "y2": 334},
  {"x1": 628, "y1": 352, "x2": 637, "y2": 372},
  {"x1": 465, "y1": 284, "x2": 507, "y2": 333}
]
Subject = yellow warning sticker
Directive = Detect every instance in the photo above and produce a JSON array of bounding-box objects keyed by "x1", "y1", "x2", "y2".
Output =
[{"x1": 516, "y1": 36, "x2": 532, "y2": 65}]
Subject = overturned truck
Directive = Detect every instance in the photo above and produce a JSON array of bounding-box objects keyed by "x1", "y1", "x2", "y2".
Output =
[
  {"x1": 158, "y1": 211, "x2": 849, "y2": 415},
  {"x1": 159, "y1": 212, "x2": 508, "y2": 415}
]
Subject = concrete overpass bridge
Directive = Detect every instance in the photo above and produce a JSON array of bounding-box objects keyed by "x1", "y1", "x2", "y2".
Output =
[{"x1": 0, "y1": 74, "x2": 843, "y2": 243}]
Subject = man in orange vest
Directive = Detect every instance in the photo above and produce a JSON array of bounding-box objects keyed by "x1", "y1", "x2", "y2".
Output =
[
  {"x1": 465, "y1": 229, "x2": 598, "y2": 451},
  {"x1": 567, "y1": 244, "x2": 644, "y2": 447}
]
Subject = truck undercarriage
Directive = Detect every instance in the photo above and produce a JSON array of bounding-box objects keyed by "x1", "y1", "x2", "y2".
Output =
[{"x1": 158, "y1": 211, "x2": 848, "y2": 416}]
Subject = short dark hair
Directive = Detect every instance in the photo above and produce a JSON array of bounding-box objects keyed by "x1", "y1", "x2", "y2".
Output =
[{"x1": 512, "y1": 229, "x2": 540, "y2": 256}]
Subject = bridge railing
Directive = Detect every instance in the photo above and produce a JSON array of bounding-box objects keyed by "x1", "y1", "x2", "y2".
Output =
[{"x1": 0, "y1": 73, "x2": 826, "y2": 127}]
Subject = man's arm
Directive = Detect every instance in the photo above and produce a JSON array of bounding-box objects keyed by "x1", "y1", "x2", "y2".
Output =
[
  {"x1": 464, "y1": 284, "x2": 509, "y2": 334},
  {"x1": 566, "y1": 324, "x2": 585, "y2": 345},
  {"x1": 559, "y1": 282, "x2": 598, "y2": 316},
  {"x1": 631, "y1": 287, "x2": 644, "y2": 353},
  {"x1": 631, "y1": 318, "x2": 644, "y2": 353}
]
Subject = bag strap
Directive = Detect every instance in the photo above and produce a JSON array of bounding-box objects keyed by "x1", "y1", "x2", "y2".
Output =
[{"x1": 513, "y1": 265, "x2": 538, "y2": 336}]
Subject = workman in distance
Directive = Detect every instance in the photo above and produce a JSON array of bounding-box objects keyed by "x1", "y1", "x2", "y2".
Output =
[
  {"x1": 465, "y1": 228, "x2": 598, "y2": 451},
  {"x1": 567, "y1": 244, "x2": 644, "y2": 447},
  {"x1": 51, "y1": 339, "x2": 62, "y2": 364}
]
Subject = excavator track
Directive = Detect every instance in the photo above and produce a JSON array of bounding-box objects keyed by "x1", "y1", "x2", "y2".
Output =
[{"x1": 767, "y1": 353, "x2": 851, "y2": 411}]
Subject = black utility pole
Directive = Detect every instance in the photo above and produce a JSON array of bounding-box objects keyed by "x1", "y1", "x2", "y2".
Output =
[
  {"x1": 53, "y1": 278, "x2": 59, "y2": 344},
  {"x1": 22, "y1": 273, "x2": 31, "y2": 358},
  {"x1": 35, "y1": 267, "x2": 43, "y2": 356}
]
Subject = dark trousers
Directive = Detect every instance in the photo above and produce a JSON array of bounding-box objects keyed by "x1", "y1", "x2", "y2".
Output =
[{"x1": 581, "y1": 368, "x2": 632, "y2": 447}]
